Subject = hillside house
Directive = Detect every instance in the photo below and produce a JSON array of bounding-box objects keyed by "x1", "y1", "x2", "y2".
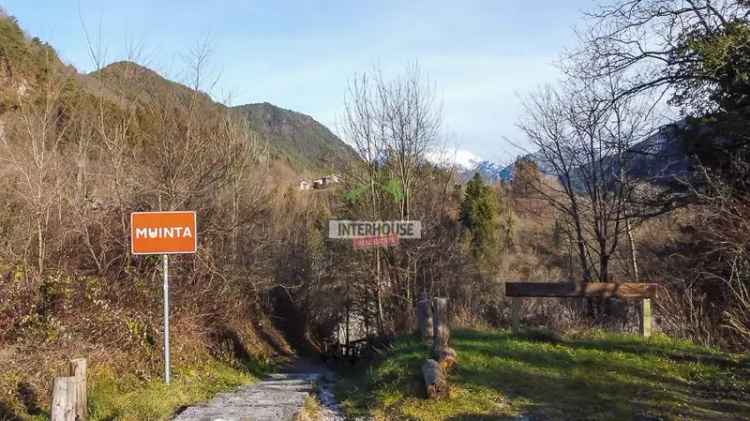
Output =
[
  {"x1": 312, "y1": 178, "x2": 325, "y2": 189},
  {"x1": 301, "y1": 174, "x2": 342, "y2": 190}
]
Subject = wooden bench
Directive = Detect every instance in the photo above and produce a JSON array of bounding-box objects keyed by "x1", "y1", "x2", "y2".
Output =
[{"x1": 505, "y1": 282, "x2": 658, "y2": 337}]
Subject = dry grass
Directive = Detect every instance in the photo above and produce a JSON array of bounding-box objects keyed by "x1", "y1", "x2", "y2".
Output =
[
  {"x1": 0, "y1": 279, "x2": 288, "y2": 421},
  {"x1": 294, "y1": 395, "x2": 322, "y2": 421}
]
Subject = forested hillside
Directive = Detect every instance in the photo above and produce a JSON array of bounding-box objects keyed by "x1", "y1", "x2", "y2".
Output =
[{"x1": 233, "y1": 102, "x2": 357, "y2": 172}]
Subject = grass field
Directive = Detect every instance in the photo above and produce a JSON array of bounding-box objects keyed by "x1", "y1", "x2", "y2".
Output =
[{"x1": 334, "y1": 329, "x2": 750, "y2": 420}]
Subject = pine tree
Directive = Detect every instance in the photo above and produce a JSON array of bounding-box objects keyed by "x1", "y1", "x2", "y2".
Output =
[{"x1": 460, "y1": 173, "x2": 500, "y2": 262}]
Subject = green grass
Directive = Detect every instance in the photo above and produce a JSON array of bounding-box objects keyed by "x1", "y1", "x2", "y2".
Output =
[
  {"x1": 87, "y1": 358, "x2": 269, "y2": 421},
  {"x1": 335, "y1": 329, "x2": 750, "y2": 420}
]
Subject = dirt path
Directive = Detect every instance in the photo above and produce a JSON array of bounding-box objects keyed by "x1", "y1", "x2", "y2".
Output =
[{"x1": 173, "y1": 359, "x2": 344, "y2": 421}]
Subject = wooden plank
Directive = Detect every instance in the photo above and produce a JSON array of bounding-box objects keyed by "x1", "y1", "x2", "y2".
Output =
[{"x1": 505, "y1": 282, "x2": 658, "y2": 299}]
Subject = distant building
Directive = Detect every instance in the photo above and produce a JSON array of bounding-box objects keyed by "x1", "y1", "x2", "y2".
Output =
[{"x1": 302, "y1": 174, "x2": 341, "y2": 190}]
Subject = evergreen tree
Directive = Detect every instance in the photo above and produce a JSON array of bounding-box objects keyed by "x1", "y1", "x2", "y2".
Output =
[
  {"x1": 460, "y1": 173, "x2": 500, "y2": 262},
  {"x1": 674, "y1": 18, "x2": 750, "y2": 195}
]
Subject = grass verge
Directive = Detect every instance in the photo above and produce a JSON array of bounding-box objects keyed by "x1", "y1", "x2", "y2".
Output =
[
  {"x1": 294, "y1": 394, "x2": 322, "y2": 421},
  {"x1": 334, "y1": 328, "x2": 750, "y2": 420},
  {"x1": 87, "y1": 358, "x2": 270, "y2": 421}
]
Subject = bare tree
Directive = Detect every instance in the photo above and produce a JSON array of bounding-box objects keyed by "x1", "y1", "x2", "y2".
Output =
[
  {"x1": 569, "y1": 0, "x2": 749, "y2": 111},
  {"x1": 517, "y1": 73, "x2": 653, "y2": 283},
  {"x1": 0, "y1": 62, "x2": 71, "y2": 274},
  {"x1": 378, "y1": 64, "x2": 441, "y2": 219},
  {"x1": 340, "y1": 64, "x2": 441, "y2": 334},
  {"x1": 344, "y1": 64, "x2": 440, "y2": 218}
]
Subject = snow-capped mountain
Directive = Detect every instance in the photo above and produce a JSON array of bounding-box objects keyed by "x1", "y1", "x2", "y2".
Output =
[
  {"x1": 460, "y1": 160, "x2": 511, "y2": 183},
  {"x1": 458, "y1": 152, "x2": 555, "y2": 183}
]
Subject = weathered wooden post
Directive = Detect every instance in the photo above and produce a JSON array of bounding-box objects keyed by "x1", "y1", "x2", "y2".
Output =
[
  {"x1": 431, "y1": 297, "x2": 449, "y2": 358},
  {"x1": 416, "y1": 291, "x2": 433, "y2": 342},
  {"x1": 422, "y1": 297, "x2": 456, "y2": 399},
  {"x1": 69, "y1": 358, "x2": 87, "y2": 421},
  {"x1": 640, "y1": 298, "x2": 652, "y2": 338},
  {"x1": 51, "y1": 358, "x2": 87, "y2": 421},
  {"x1": 50, "y1": 377, "x2": 76, "y2": 421},
  {"x1": 421, "y1": 359, "x2": 449, "y2": 399},
  {"x1": 511, "y1": 297, "x2": 521, "y2": 334}
]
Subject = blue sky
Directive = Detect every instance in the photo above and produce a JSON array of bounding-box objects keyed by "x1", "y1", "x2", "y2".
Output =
[{"x1": 3, "y1": 1, "x2": 595, "y2": 165}]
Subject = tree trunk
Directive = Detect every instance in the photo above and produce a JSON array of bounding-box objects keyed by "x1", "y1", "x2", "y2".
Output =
[
  {"x1": 374, "y1": 248, "x2": 385, "y2": 335},
  {"x1": 37, "y1": 215, "x2": 45, "y2": 274},
  {"x1": 626, "y1": 218, "x2": 639, "y2": 281}
]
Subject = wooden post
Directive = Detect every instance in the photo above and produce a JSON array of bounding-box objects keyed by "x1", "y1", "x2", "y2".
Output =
[
  {"x1": 69, "y1": 358, "x2": 87, "y2": 421},
  {"x1": 421, "y1": 359, "x2": 449, "y2": 399},
  {"x1": 640, "y1": 298, "x2": 652, "y2": 338},
  {"x1": 416, "y1": 291, "x2": 433, "y2": 342},
  {"x1": 50, "y1": 377, "x2": 76, "y2": 421},
  {"x1": 432, "y1": 297, "x2": 449, "y2": 358},
  {"x1": 511, "y1": 297, "x2": 521, "y2": 334}
]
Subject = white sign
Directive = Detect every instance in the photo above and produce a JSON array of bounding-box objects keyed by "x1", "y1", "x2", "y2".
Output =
[{"x1": 328, "y1": 220, "x2": 422, "y2": 239}]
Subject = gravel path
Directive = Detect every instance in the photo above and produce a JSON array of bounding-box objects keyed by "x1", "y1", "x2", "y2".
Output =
[{"x1": 173, "y1": 359, "x2": 344, "y2": 421}]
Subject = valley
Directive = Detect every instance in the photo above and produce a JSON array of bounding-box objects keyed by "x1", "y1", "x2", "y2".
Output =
[{"x1": 1, "y1": 2, "x2": 749, "y2": 421}]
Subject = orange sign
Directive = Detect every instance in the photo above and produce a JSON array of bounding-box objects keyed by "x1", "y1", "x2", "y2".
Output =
[{"x1": 130, "y1": 211, "x2": 197, "y2": 255}]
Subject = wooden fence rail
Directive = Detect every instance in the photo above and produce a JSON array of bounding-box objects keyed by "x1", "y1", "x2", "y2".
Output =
[
  {"x1": 505, "y1": 282, "x2": 658, "y2": 337},
  {"x1": 505, "y1": 282, "x2": 658, "y2": 299}
]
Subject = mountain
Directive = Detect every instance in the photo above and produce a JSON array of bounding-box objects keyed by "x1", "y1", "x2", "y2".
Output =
[
  {"x1": 457, "y1": 153, "x2": 555, "y2": 184},
  {"x1": 494, "y1": 151, "x2": 557, "y2": 182},
  {"x1": 0, "y1": 9, "x2": 355, "y2": 181},
  {"x1": 232, "y1": 102, "x2": 357, "y2": 173},
  {"x1": 457, "y1": 160, "x2": 510, "y2": 183},
  {"x1": 87, "y1": 61, "x2": 215, "y2": 107},
  {"x1": 497, "y1": 122, "x2": 691, "y2": 189},
  {"x1": 0, "y1": 12, "x2": 70, "y2": 112},
  {"x1": 617, "y1": 123, "x2": 690, "y2": 183},
  {"x1": 563, "y1": 123, "x2": 690, "y2": 191},
  {"x1": 88, "y1": 63, "x2": 357, "y2": 173},
  {"x1": 461, "y1": 123, "x2": 689, "y2": 188}
]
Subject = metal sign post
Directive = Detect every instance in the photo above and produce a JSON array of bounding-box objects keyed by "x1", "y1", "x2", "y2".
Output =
[
  {"x1": 163, "y1": 254, "x2": 171, "y2": 384},
  {"x1": 130, "y1": 211, "x2": 197, "y2": 385}
]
